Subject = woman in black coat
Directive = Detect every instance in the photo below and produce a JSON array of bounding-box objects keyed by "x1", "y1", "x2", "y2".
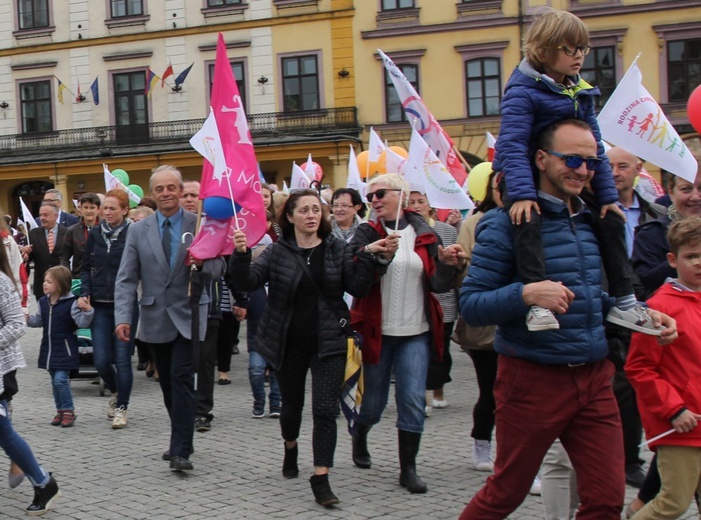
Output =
[{"x1": 229, "y1": 189, "x2": 396, "y2": 507}]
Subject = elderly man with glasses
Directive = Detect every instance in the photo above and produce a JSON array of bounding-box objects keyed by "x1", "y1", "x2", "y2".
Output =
[{"x1": 37, "y1": 189, "x2": 79, "y2": 228}]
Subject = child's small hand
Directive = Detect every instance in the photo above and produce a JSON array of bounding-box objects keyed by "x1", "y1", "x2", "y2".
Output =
[
  {"x1": 509, "y1": 200, "x2": 540, "y2": 225},
  {"x1": 600, "y1": 203, "x2": 626, "y2": 222},
  {"x1": 671, "y1": 409, "x2": 701, "y2": 433},
  {"x1": 78, "y1": 296, "x2": 92, "y2": 312}
]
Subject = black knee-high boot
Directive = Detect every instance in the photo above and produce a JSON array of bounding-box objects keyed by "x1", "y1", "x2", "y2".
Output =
[
  {"x1": 352, "y1": 423, "x2": 372, "y2": 469},
  {"x1": 398, "y1": 430, "x2": 427, "y2": 493}
]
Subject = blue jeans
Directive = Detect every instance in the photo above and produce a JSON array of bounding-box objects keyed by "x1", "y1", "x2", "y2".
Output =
[
  {"x1": 50, "y1": 370, "x2": 73, "y2": 411},
  {"x1": 0, "y1": 400, "x2": 48, "y2": 487},
  {"x1": 247, "y1": 287, "x2": 280, "y2": 411},
  {"x1": 249, "y1": 350, "x2": 280, "y2": 410},
  {"x1": 91, "y1": 303, "x2": 134, "y2": 409},
  {"x1": 359, "y1": 332, "x2": 431, "y2": 433}
]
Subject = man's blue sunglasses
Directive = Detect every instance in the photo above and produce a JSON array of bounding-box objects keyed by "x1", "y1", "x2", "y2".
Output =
[{"x1": 545, "y1": 150, "x2": 601, "y2": 171}]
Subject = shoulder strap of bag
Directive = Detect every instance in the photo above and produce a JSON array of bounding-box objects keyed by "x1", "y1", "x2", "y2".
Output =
[{"x1": 291, "y1": 250, "x2": 354, "y2": 336}]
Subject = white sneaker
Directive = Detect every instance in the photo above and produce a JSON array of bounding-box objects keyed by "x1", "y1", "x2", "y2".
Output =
[
  {"x1": 112, "y1": 407, "x2": 127, "y2": 429},
  {"x1": 424, "y1": 406, "x2": 432, "y2": 417},
  {"x1": 472, "y1": 440, "x2": 494, "y2": 472},
  {"x1": 606, "y1": 303, "x2": 663, "y2": 336},
  {"x1": 107, "y1": 393, "x2": 118, "y2": 419},
  {"x1": 526, "y1": 306, "x2": 559, "y2": 331},
  {"x1": 432, "y1": 398, "x2": 448, "y2": 409},
  {"x1": 529, "y1": 475, "x2": 542, "y2": 496}
]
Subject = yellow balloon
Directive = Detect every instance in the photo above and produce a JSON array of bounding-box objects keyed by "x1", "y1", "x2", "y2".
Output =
[{"x1": 467, "y1": 162, "x2": 494, "y2": 202}]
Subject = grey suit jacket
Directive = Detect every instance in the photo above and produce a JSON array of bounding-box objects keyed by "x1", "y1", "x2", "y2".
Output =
[{"x1": 114, "y1": 211, "x2": 226, "y2": 343}]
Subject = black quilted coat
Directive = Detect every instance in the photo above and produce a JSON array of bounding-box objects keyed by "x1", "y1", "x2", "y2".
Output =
[{"x1": 228, "y1": 234, "x2": 384, "y2": 370}]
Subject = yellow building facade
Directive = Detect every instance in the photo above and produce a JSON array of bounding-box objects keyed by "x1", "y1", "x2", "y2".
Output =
[{"x1": 0, "y1": 0, "x2": 699, "y2": 218}]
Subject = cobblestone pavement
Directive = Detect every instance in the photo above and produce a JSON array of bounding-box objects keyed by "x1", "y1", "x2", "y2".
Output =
[{"x1": 1, "y1": 316, "x2": 697, "y2": 519}]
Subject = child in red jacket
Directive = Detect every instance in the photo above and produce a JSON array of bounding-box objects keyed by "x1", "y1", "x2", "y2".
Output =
[{"x1": 626, "y1": 216, "x2": 701, "y2": 519}]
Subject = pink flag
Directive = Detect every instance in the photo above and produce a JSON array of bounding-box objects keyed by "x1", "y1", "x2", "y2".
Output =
[
  {"x1": 188, "y1": 216, "x2": 237, "y2": 261},
  {"x1": 196, "y1": 33, "x2": 266, "y2": 253},
  {"x1": 378, "y1": 49, "x2": 468, "y2": 187}
]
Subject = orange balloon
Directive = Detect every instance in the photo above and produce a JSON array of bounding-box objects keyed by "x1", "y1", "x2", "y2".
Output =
[
  {"x1": 377, "y1": 146, "x2": 409, "y2": 174},
  {"x1": 356, "y1": 150, "x2": 379, "y2": 178}
]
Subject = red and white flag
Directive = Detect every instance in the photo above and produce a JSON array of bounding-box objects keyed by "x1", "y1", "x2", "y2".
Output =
[
  {"x1": 486, "y1": 131, "x2": 496, "y2": 162},
  {"x1": 189, "y1": 33, "x2": 266, "y2": 260},
  {"x1": 161, "y1": 62, "x2": 174, "y2": 88},
  {"x1": 378, "y1": 49, "x2": 468, "y2": 187}
]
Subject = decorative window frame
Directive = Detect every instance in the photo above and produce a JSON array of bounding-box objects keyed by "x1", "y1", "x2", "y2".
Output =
[
  {"x1": 202, "y1": 0, "x2": 248, "y2": 19},
  {"x1": 105, "y1": 0, "x2": 150, "y2": 29},
  {"x1": 653, "y1": 21, "x2": 701, "y2": 104},
  {"x1": 376, "y1": 0, "x2": 419, "y2": 28},
  {"x1": 455, "y1": 41, "x2": 508, "y2": 120},
  {"x1": 17, "y1": 76, "x2": 55, "y2": 135},
  {"x1": 457, "y1": 0, "x2": 503, "y2": 18},
  {"x1": 277, "y1": 50, "x2": 325, "y2": 114},
  {"x1": 13, "y1": 0, "x2": 55, "y2": 40},
  {"x1": 205, "y1": 57, "x2": 249, "y2": 113}
]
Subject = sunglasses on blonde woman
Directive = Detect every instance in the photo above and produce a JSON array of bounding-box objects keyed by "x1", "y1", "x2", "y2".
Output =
[{"x1": 366, "y1": 188, "x2": 402, "y2": 202}]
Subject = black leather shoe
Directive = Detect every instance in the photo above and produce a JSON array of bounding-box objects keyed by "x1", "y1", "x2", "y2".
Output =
[
  {"x1": 162, "y1": 450, "x2": 171, "y2": 461},
  {"x1": 625, "y1": 464, "x2": 646, "y2": 488},
  {"x1": 170, "y1": 456, "x2": 193, "y2": 471}
]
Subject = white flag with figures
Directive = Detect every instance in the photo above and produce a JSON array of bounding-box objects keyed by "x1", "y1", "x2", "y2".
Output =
[
  {"x1": 346, "y1": 146, "x2": 368, "y2": 202},
  {"x1": 189, "y1": 109, "x2": 227, "y2": 182},
  {"x1": 406, "y1": 127, "x2": 474, "y2": 210},
  {"x1": 103, "y1": 164, "x2": 141, "y2": 205},
  {"x1": 598, "y1": 59, "x2": 698, "y2": 183},
  {"x1": 368, "y1": 127, "x2": 387, "y2": 163}
]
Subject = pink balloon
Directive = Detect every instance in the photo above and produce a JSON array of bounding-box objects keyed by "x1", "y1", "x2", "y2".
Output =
[{"x1": 689, "y1": 85, "x2": 701, "y2": 134}]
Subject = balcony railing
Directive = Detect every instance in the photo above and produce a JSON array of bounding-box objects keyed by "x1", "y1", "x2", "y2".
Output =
[{"x1": 0, "y1": 107, "x2": 359, "y2": 156}]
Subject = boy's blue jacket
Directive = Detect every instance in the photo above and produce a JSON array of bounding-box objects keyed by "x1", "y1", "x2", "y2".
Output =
[
  {"x1": 459, "y1": 195, "x2": 614, "y2": 365},
  {"x1": 492, "y1": 59, "x2": 618, "y2": 206}
]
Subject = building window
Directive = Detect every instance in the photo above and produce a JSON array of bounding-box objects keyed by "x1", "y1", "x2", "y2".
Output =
[
  {"x1": 111, "y1": 0, "x2": 143, "y2": 18},
  {"x1": 668, "y1": 39, "x2": 701, "y2": 102},
  {"x1": 208, "y1": 61, "x2": 247, "y2": 110},
  {"x1": 385, "y1": 64, "x2": 418, "y2": 123},
  {"x1": 465, "y1": 58, "x2": 500, "y2": 117},
  {"x1": 580, "y1": 46, "x2": 616, "y2": 108},
  {"x1": 381, "y1": 0, "x2": 413, "y2": 10},
  {"x1": 207, "y1": 0, "x2": 242, "y2": 5},
  {"x1": 18, "y1": 0, "x2": 49, "y2": 29},
  {"x1": 282, "y1": 55, "x2": 319, "y2": 112},
  {"x1": 20, "y1": 80, "x2": 52, "y2": 134}
]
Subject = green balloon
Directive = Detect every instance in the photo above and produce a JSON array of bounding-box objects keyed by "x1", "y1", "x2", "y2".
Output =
[
  {"x1": 129, "y1": 199, "x2": 138, "y2": 209},
  {"x1": 112, "y1": 168, "x2": 129, "y2": 186},
  {"x1": 127, "y1": 184, "x2": 144, "y2": 199}
]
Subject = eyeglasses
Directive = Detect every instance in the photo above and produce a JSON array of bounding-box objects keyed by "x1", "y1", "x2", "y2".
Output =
[
  {"x1": 557, "y1": 45, "x2": 591, "y2": 57},
  {"x1": 331, "y1": 204, "x2": 354, "y2": 210},
  {"x1": 545, "y1": 150, "x2": 601, "y2": 171},
  {"x1": 366, "y1": 188, "x2": 402, "y2": 202}
]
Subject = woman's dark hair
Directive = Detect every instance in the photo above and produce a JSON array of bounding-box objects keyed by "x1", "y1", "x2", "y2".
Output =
[
  {"x1": 332, "y1": 188, "x2": 367, "y2": 219},
  {"x1": 476, "y1": 171, "x2": 502, "y2": 213},
  {"x1": 278, "y1": 189, "x2": 331, "y2": 240}
]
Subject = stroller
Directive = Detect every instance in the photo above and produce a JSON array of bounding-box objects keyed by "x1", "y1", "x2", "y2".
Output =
[{"x1": 70, "y1": 279, "x2": 105, "y2": 396}]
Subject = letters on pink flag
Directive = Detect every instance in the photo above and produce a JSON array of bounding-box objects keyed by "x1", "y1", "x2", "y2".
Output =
[{"x1": 199, "y1": 33, "x2": 266, "y2": 248}]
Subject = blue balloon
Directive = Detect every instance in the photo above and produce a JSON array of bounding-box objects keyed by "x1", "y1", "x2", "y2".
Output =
[{"x1": 203, "y1": 197, "x2": 238, "y2": 220}]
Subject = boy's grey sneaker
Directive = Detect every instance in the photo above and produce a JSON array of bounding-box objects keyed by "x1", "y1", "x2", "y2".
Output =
[
  {"x1": 606, "y1": 304, "x2": 662, "y2": 336},
  {"x1": 526, "y1": 306, "x2": 559, "y2": 331}
]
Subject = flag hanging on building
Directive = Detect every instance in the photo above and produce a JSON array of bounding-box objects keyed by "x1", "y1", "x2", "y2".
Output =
[
  {"x1": 378, "y1": 49, "x2": 468, "y2": 187},
  {"x1": 89, "y1": 77, "x2": 99, "y2": 106},
  {"x1": 174, "y1": 63, "x2": 194, "y2": 88},
  {"x1": 57, "y1": 79, "x2": 67, "y2": 104},
  {"x1": 161, "y1": 63, "x2": 174, "y2": 88},
  {"x1": 74, "y1": 78, "x2": 82, "y2": 102},
  {"x1": 598, "y1": 58, "x2": 698, "y2": 183},
  {"x1": 406, "y1": 126, "x2": 474, "y2": 210},
  {"x1": 145, "y1": 69, "x2": 159, "y2": 96},
  {"x1": 195, "y1": 33, "x2": 266, "y2": 250}
]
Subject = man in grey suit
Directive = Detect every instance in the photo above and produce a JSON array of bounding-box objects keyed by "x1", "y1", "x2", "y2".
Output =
[{"x1": 114, "y1": 165, "x2": 226, "y2": 471}]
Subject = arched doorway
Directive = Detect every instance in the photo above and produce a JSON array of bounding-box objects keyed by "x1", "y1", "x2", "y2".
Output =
[{"x1": 11, "y1": 181, "x2": 54, "y2": 224}]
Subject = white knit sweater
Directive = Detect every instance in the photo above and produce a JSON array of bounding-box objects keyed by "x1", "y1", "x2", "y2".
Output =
[
  {"x1": 0, "y1": 272, "x2": 26, "y2": 396},
  {"x1": 381, "y1": 225, "x2": 430, "y2": 337}
]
